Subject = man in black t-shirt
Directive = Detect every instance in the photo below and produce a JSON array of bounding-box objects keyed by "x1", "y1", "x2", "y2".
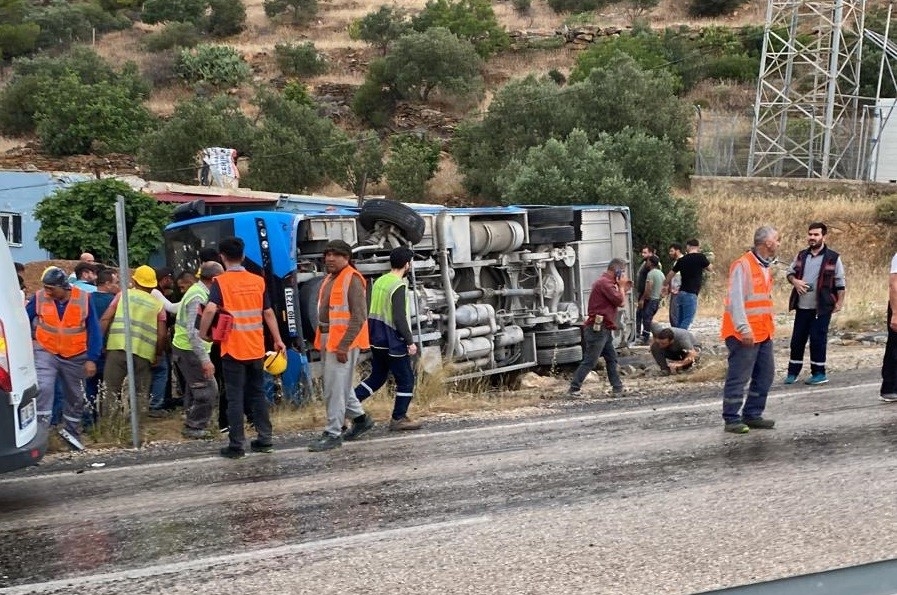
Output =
[{"x1": 663, "y1": 238, "x2": 712, "y2": 330}]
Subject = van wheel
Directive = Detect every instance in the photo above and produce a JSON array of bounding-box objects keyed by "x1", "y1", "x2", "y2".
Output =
[{"x1": 359, "y1": 199, "x2": 426, "y2": 245}]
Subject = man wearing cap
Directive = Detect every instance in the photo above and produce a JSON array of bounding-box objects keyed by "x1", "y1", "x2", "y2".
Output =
[
  {"x1": 101, "y1": 265, "x2": 167, "y2": 411},
  {"x1": 309, "y1": 239, "x2": 372, "y2": 452},
  {"x1": 353, "y1": 247, "x2": 422, "y2": 431},
  {"x1": 199, "y1": 236, "x2": 286, "y2": 459},
  {"x1": 173, "y1": 261, "x2": 224, "y2": 438},
  {"x1": 26, "y1": 266, "x2": 101, "y2": 450}
]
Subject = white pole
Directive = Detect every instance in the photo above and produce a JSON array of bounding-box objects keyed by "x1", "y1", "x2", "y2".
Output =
[
  {"x1": 873, "y1": 3, "x2": 894, "y2": 181},
  {"x1": 114, "y1": 196, "x2": 140, "y2": 448}
]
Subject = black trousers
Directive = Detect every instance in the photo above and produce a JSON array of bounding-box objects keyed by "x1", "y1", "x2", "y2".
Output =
[
  {"x1": 882, "y1": 305, "x2": 897, "y2": 396},
  {"x1": 221, "y1": 356, "x2": 272, "y2": 449},
  {"x1": 787, "y1": 308, "x2": 831, "y2": 377}
]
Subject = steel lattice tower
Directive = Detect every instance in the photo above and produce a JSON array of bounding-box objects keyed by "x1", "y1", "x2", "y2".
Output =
[{"x1": 748, "y1": 0, "x2": 866, "y2": 178}]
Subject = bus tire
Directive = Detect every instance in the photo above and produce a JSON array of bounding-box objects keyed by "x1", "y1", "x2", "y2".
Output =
[
  {"x1": 534, "y1": 327, "x2": 582, "y2": 348},
  {"x1": 359, "y1": 199, "x2": 426, "y2": 245},
  {"x1": 524, "y1": 206, "x2": 574, "y2": 226},
  {"x1": 536, "y1": 345, "x2": 583, "y2": 366}
]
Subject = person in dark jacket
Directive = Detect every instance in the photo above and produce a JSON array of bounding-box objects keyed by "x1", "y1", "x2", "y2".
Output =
[
  {"x1": 784, "y1": 222, "x2": 845, "y2": 386},
  {"x1": 568, "y1": 258, "x2": 632, "y2": 397}
]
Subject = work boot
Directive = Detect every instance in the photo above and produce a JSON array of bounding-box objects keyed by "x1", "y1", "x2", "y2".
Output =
[
  {"x1": 219, "y1": 446, "x2": 246, "y2": 459},
  {"x1": 724, "y1": 422, "x2": 750, "y2": 434},
  {"x1": 389, "y1": 416, "x2": 422, "y2": 431},
  {"x1": 744, "y1": 417, "x2": 775, "y2": 429},
  {"x1": 343, "y1": 414, "x2": 375, "y2": 441},
  {"x1": 309, "y1": 432, "x2": 343, "y2": 452},
  {"x1": 250, "y1": 439, "x2": 274, "y2": 453}
]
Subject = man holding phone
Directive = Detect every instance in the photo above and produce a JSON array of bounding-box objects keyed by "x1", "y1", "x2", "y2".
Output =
[{"x1": 568, "y1": 258, "x2": 632, "y2": 397}]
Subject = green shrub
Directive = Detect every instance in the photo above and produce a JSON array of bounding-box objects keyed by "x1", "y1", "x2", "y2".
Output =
[
  {"x1": 547, "y1": 0, "x2": 605, "y2": 14},
  {"x1": 274, "y1": 42, "x2": 328, "y2": 77},
  {"x1": 35, "y1": 73, "x2": 155, "y2": 155},
  {"x1": 547, "y1": 69, "x2": 566, "y2": 85},
  {"x1": 263, "y1": 0, "x2": 316, "y2": 24},
  {"x1": 351, "y1": 63, "x2": 397, "y2": 128},
  {"x1": 207, "y1": 0, "x2": 246, "y2": 36},
  {"x1": 143, "y1": 21, "x2": 200, "y2": 52},
  {"x1": 349, "y1": 5, "x2": 411, "y2": 55},
  {"x1": 703, "y1": 53, "x2": 759, "y2": 83},
  {"x1": 688, "y1": 0, "x2": 745, "y2": 17},
  {"x1": 30, "y1": 0, "x2": 132, "y2": 51},
  {"x1": 0, "y1": 0, "x2": 40, "y2": 59},
  {"x1": 142, "y1": 0, "x2": 207, "y2": 24},
  {"x1": 385, "y1": 134, "x2": 441, "y2": 202},
  {"x1": 512, "y1": 0, "x2": 531, "y2": 15},
  {"x1": 411, "y1": 0, "x2": 509, "y2": 58},
  {"x1": 876, "y1": 195, "x2": 897, "y2": 225},
  {"x1": 0, "y1": 48, "x2": 148, "y2": 136},
  {"x1": 282, "y1": 81, "x2": 314, "y2": 107},
  {"x1": 176, "y1": 44, "x2": 251, "y2": 88}
]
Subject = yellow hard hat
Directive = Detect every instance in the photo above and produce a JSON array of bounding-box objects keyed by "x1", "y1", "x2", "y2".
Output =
[
  {"x1": 263, "y1": 350, "x2": 287, "y2": 376},
  {"x1": 132, "y1": 265, "x2": 158, "y2": 289}
]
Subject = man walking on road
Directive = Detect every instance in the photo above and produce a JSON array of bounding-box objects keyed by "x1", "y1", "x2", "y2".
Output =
[
  {"x1": 879, "y1": 251, "x2": 897, "y2": 403},
  {"x1": 637, "y1": 255, "x2": 664, "y2": 345},
  {"x1": 27, "y1": 267, "x2": 100, "y2": 450},
  {"x1": 784, "y1": 222, "x2": 845, "y2": 386},
  {"x1": 665, "y1": 239, "x2": 712, "y2": 330},
  {"x1": 173, "y1": 261, "x2": 224, "y2": 438},
  {"x1": 568, "y1": 258, "x2": 631, "y2": 397},
  {"x1": 199, "y1": 236, "x2": 286, "y2": 459},
  {"x1": 667, "y1": 243, "x2": 683, "y2": 327},
  {"x1": 310, "y1": 240, "x2": 373, "y2": 452},
  {"x1": 353, "y1": 247, "x2": 422, "y2": 432},
  {"x1": 720, "y1": 226, "x2": 780, "y2": 434}
]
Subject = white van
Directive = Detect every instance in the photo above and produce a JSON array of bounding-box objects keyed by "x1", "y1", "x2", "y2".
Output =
[{"x1": 0, "y1": 231, "x2": 45, "y2": 472}]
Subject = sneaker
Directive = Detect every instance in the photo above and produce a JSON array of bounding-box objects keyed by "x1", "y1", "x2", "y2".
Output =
[
  {"x1": 182, "y1": 428, "x2": 210, "y2": 440},
  {"x1": 724, "y1": 422, "x2": 750, "y2": 434},
  {"x1": 744, "y1": 417, "x2": 775, "y2": 429},
  {"x1": 880, "y1": 394, "x2": 897, "y2": 403},
  {"x1": 250, "y1": 439, "x2": 274, "y2": 453},
  {"x1": 218, "y1": 426, "x2": 229, "y2": 434},
  {"x1": 147, "y1": 408, "x2": 170, "y2": 418},
  {"x1": 219, "y1": 446, "x2": 245, "y2": 459},
  {"x1": 611, "y1": 386, "x2": 625, "y2": 396},
  {"x1": 567, "y1": 388, "x2": 582, "y2": 398},
  {"x1": 784, "y1": 375, "x2": 797, "y2": 385},
  {"x1": 343, "y1": 414, "x2": 375, "y2": 442},
  {"x1": 58, "y1": 428, "x2": 85, "y2": 451},
  {"x1": 309, "y1": 433, "x2": 343, "y2": 452},
  {"x1": 389, "y1": 417, "x2": 422, "y2": 431},
  {"x1": 805, "y1": 374, "x2": 828, "y2": 386}
]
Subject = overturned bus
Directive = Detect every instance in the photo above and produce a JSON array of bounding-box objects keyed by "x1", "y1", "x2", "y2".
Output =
[{"x1": 163, "y1": 197, "x2": 635, "y2": 402}]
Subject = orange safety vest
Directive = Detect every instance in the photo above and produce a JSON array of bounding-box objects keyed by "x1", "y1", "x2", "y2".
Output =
[
  {"x1": 34, "y1": 287, "x2": 89, "y2": 357},
  {"x1": 314, "y1": 265, "x2": 370, "y2": 352},
  {"x1": 721, "y1": 251, "x2": 775, "y2": 342},
  {"x1": 216, "y1": 270, "x2": 266, "y2": 361}
]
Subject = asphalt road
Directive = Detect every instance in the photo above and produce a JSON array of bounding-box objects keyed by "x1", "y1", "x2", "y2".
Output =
[{"x1": 1, "y1": 368, "x2": 896, "y2": 594}]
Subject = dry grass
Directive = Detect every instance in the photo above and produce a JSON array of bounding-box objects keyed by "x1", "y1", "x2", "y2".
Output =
[
  {"x1": 0, "y1": 136, "x2": 23, "y2": 153},
  {"x1": 145, "y1": 86, "x2": 197, "y2": 117},
  {"x1": 688, "y1": 190, "x2": 897, "y2": 330}
]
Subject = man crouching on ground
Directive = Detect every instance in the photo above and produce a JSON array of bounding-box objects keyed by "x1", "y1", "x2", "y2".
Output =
[{"x1": 650, "y1": 323, "x2": 701, "y2": 376}]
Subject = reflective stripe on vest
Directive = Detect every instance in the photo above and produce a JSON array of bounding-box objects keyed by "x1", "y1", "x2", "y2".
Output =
[
  {"x1": 216, "y1": 270, "x2": 266, "y2": 360},
  {"x1": 721, "y1": 252, "x2": 774, "y2": 342},
  {"x1": 107, "y1": 289, "x2": 162, "y2": 361},
  {"x1": 172, "y1": 282, "x2": 211, "y2": 353},
  {"x1": 368, "y1": 272, "x2": 408, "y2": 350},
  {"x1": 34, "y1": 286, "x2": 88, "y2": 357},
  {"x1": 314, "y1": 266, "x2": 370, "y2": 352}
]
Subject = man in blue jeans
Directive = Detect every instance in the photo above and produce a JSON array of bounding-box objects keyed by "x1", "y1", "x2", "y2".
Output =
[
  {"x1": 720, "y1": 226, "x2": 780, "y2": 434},
  {"x1": 568, "y1": 258, "x2": 632, "y2": 397},
  {"x1": 664, "y1": 239, "x2": 712, "y2": 330}
]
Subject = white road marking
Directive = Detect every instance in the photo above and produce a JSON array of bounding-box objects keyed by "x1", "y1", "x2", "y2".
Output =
[
  {"x1": 0, "y1": 515, "x2": 493, "y2": 593},
  {"x1": 0, "y1": 381, "x2": 880, "y2": 485}
]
